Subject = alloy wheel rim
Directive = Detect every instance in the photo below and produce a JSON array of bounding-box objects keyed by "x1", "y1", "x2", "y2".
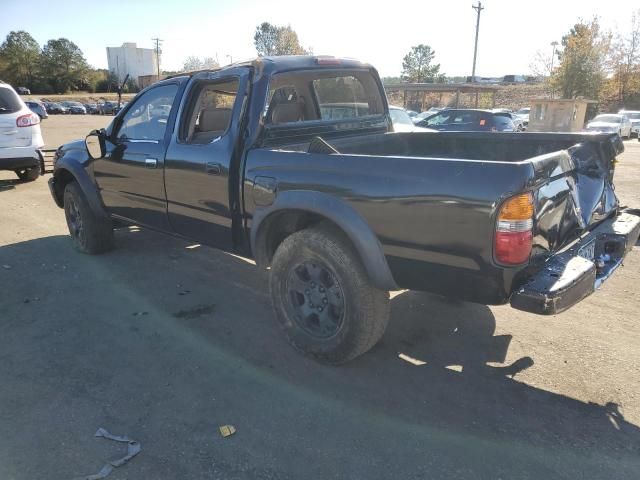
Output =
[
  {"x1": 67, "y1": 198, "x2": 84, "y2": 241},
  {"x1": 285, "y1": 261, "x2": 345, "y2": 339}
]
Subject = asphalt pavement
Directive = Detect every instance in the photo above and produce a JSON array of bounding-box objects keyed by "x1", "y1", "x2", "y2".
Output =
[{"x1": 0, "y1": 116, "x2": 639, "y2": 479}]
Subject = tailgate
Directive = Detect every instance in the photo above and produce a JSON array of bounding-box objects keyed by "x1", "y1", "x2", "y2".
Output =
[{"x1": 530, "y1": 133, "x2": 623, "y2": 260}]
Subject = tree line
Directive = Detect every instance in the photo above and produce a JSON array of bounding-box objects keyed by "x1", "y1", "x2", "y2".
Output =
[
  {"x1": 4, "y1": 14, "x2": 638, "y2": 109},
  {"x1": 0, "y1": 31, "x2": 127, "y2": 94}
]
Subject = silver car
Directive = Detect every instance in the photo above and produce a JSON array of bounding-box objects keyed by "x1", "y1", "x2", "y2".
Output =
[{"x1": 586, "y1": 114, "x2": 632, "y2": 138}]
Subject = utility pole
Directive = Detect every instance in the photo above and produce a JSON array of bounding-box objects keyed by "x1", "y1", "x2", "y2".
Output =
[
  {"x1": 550, "y1": 41, "x2": 558, "y2": 98},
  {"x1": 152, "y1": 38, "x2": 163, "y2": 78},
  {"x1": 471, "y1": 1, "x2": 484, "y2": 83}
]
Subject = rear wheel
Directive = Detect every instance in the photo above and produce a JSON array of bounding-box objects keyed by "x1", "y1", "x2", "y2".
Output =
[
  {"x1": 63, "y1": 181, "x2": 114, "y2": 254},
  {"x1": 15, "y1": 167, "x2": 40, "y2": 182},
  {"x1": 269, "y1": 224, "x2": 390, "y2": 364}
]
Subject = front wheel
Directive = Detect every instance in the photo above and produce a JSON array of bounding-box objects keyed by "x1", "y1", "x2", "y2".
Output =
[
  {"x1": 63, "y1": 181, "x2": 114, "y2": 254},
  {"x1": 15, "y1": 166, "x2": 40, "y2": 182},
  {"x1": 269, "y1": 224, "x2": 390, "y2": 364}
]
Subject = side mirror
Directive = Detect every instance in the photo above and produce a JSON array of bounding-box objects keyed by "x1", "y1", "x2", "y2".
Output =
[{"x1": 85, "y1": 129, "x2": 106, "y2": 160}]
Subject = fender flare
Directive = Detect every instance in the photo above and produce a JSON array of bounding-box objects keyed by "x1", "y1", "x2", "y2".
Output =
[
  {"x1": 251, "y1": 190, "x2": 398, "y2": 291},
  {"x1": 53, "y1": 156, "x2": 110, "y2": 221}
]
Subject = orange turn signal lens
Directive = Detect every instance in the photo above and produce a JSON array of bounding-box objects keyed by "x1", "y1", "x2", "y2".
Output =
[{"x1": 498, "y1": 192, "x2": 534, "y2": 221}]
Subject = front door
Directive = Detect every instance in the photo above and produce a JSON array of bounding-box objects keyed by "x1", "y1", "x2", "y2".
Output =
[
  {"x1": 164, "y1": 69, "x2": 249, "y2": 250},
  {"x1": 94, "y1": 83, "x2": 180, "y2": 229}
]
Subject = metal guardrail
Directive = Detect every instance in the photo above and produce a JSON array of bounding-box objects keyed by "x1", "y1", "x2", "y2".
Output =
[{"x1": 41, "y1": 149, "x2": 57, "y2": 174}]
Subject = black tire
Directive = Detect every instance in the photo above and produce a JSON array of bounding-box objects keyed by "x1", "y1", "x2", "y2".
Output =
[
  {"x1": 63, "y1": 181, "x2": 114, "y2": 254},
  {"x1": 15, "y1": 166, "x2": 40, "y2": 182},
  {"x1": 269, "y1": 224, "x2": 390, "y2": 364}
]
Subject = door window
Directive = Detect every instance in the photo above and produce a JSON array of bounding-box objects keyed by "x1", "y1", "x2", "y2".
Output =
[
  {"x1": 116, "y1": 84, "x2": 178, "y2": 141},
  {"x1": 180, "y1": 78, "x2": 240, "y2": 144}
]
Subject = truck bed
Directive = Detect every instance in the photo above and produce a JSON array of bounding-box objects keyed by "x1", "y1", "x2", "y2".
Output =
[{"x1": 245, "y1": 131, "x2": 623, "y2": 303}]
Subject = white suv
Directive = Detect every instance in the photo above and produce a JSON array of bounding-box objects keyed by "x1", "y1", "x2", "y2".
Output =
[{"x1": 0, "y1": 81, "x2": 44, "y2": 181}]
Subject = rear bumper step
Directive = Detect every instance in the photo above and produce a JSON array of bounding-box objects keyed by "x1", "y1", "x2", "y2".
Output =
[{"x1": 510, "y1": 209, "x2": 640, "y2": 315}]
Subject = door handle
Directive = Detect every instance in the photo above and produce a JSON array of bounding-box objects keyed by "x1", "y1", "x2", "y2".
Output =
[
  {"x1": 206, "y1": 162, "x2": 222, "y2": 175},
  {"x1": 145, "y1": 158, "x2": 158, "y2": 168}
]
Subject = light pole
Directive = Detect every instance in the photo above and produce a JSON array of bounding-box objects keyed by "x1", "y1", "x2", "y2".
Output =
[{"x1": 226, "y1": 54, "x2": 233, "y2": 65}]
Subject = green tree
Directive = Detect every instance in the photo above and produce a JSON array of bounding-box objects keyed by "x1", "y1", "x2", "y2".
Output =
[
  {"x1": 254, "y1": 22, "x2": 307, "y2": 56},
  {"x1": 401, "y1": 45, "x2": 441, "y2": 82},
  {"x1": 40, "y1": 38, "x2": 89, "y2": 93},
  {"x1": 0, "y1": 31, "x2": 41, "y2": 88},
  {"x1": 552, "y1": 19, "x2": 610, "y2": 99}
]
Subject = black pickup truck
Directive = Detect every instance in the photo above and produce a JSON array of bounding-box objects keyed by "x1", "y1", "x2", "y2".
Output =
[{"x1": 49, "y1": 56, "x2": 640, "y2": 364}]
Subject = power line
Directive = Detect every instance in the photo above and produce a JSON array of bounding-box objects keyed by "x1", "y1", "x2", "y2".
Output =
[
  {"x1": 151, "y1": 38, "x2": 163, "y2": 77},
  {"x1": 470, "y1": 1, "x2": 484, "y2": 83}
]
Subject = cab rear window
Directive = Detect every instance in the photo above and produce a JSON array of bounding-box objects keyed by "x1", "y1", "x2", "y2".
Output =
[
  {"x1": 265, "y1": 70, "x2": 385, "y2": 124},
  {"x1": 0, "y1": 88, "x2": 22, "y2": 114}
]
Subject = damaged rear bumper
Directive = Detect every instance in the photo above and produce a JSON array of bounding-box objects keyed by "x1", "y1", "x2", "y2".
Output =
[{"x1": 510, "y1": 209, "x2": 640, "y2": 315}]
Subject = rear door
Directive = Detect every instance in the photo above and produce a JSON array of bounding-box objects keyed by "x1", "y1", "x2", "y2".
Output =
[
  {"x1": 164, "y1": 68, "x2": 250, "y2": 250},
  {"x1": 93, "y1": 82, "x2": 180, "y2": 229}
]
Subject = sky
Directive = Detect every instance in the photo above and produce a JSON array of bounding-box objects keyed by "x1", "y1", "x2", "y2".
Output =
[{"x1": 0, "y1": 0, "x2": 637, "y2": 77}]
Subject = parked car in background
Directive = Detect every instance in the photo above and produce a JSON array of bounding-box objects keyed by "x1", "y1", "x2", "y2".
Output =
[
  {"x1": 493, "y1": 109, "x2": 525, "y2": 131},
  {"x1": 619, "y1": 110, "x2": 640, "y2": 137},
  {"x1": 585, "y1": 114, "x2": 632, "y2": 138},
  {"x1": 44, "y1": 102, "x2": 68, "y2": 114},
  {"x1": 389, "y1": 106, "x2": 434, "y2": 132},
  {"x1": 515, "y1": 107, "x2": 530, "y2": 127},
  {"x1": 84, "y1": 103, "x2": 99, "y2": 114},
  {"x1": 25, "y1": 100, "x2": 48, "y2": 119},
  {"x1": 15, "y1": 86, "x2": 31, "y2": 95},
  {"x1": 61, "y1": 101, "x2": 86, "y2": 114},
  {"x1": 0, "y1": 81, "x2": 44, "y2": 181},
  {"x1": 98, "y1": 101, "x2": 118, "y2": 115},
  {"x1": 416, "y1": 108, "x2": 516, "y2": 132}
]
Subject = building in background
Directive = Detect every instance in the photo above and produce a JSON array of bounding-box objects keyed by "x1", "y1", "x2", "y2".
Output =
[{"x1": 106, "y1": 42, "x2": 157, "y2": 87}]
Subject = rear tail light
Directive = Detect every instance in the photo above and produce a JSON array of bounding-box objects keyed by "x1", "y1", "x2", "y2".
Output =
[
  {"x1": 495, "y1": 192, "x2": 534, "y2": 265},
  {"x1": 16, "y1": 113, "x2": 40, "y2": 127}
]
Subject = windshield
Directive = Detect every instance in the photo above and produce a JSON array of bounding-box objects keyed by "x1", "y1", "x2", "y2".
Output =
[
  {"x1": 516, "y1": 108, "x2": 530, "y2": 114},
  {"x1": 621, "y1": 112, "x2": 640, "y2": 120},
  {"x1": 592, "y1": 115, "x2": 622, "y2": 123}
]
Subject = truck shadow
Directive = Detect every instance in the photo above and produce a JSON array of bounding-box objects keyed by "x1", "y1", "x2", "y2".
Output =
[{"x1": 1, "y1": 230, "x2": 639, "y2": 478}]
